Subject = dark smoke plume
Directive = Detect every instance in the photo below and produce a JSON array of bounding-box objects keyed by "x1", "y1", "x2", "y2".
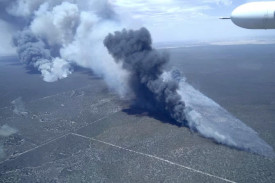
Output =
[
  {"x1": 2, "y1": 0, "x2": 126, "y2": 83},
  {"x1": 13, "y1": 30, "x2": 51, "y2": 69},
  {"x1": 104, "y1": 27, "x2": 275, "y2": 157},
  {"x1": 104, "y1": 28, "x2": 186, "y2": 124},
  {"x1": 13, "y1": 29, "x2": 72, "y2": 82}
]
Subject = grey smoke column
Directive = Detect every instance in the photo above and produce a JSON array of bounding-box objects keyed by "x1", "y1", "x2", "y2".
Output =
[
  {"x1": 2, "y1": 0, "x2": 128, "y2": 84},
  {"x1": 13, "y1": 29, "x2": 72, "y2": 82},
  {"x1": 104, "y1": 28, "x2": 186, "y2": 124},
  {"x1": 13, "y1": 30, "x2": 51, "y2": 69}
]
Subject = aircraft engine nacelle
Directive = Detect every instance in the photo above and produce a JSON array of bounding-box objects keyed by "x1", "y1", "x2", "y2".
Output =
[{"x1": 231, "y1": 2, "x2": 275, "y2": 29}]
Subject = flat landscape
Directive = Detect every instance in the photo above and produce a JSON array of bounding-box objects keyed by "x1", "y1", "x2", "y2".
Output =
[{"x1": 0, "y1": 44, "x2": 274, "y2": 183}]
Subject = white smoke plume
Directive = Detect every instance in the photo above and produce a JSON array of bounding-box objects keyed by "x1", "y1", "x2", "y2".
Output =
[
  {"x1": 1, "y1": 0, "x2": 129, "y2": 95},
  {"x1": 164, "y1": 71, "x2": 274, "y2": 157},
  {"x1": 0, "y1": 124, "x2": 17, "y2": 137},
  {"x1": 0, "y1": 125, "x2": 18, "y2": 160},
  {"x1": 11, "y1": 97, "x2": 28, "y2": 116}
]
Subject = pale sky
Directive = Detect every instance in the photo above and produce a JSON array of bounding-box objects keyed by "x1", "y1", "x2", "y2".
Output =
[
  {"x1": 111, "y1": 0, "x2": 275, "y2": 43},
  {"x1": 1, "y1": 0, "x2": 275, "y2": 56}
]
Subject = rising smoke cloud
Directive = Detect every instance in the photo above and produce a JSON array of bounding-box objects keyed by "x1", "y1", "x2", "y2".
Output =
[
  {"x1": 104, "y1": 27, "x2": 274, "y2": 157},
  {"x1": 1, "y1": 0, "x2": 274, "y2": 157},
  {"x1": 13, "y1": 29, "x2": 72, "y2": 82},
  {"x1": 104, "y1": 28, "x2": 186, "y2": 124},
  {"x1": 1, "y1": 0, "x2": 129, "y2": 93}
]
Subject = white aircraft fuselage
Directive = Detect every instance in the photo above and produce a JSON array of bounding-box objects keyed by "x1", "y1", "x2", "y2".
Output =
[{"x1": 222, "y1": 1, "x2": 275, "y2": 29}]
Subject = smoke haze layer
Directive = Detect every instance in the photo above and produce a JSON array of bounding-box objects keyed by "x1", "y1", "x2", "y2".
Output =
[{"x1": 173, "y1": 73, "x2": 274, "y2": 157}]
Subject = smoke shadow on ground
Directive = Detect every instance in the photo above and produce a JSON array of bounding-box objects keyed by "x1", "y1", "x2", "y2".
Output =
[
  {"x1": 8, "y1": 62, "x2": 22, "y2": 66},
  {"x1": 122, "y1": 107, "x2": 186, "y2": 127},
  {"x1": 0, "y1": 57, "x2": 40, "y2": 74},
  {"x1": 73, "y1": 65, "x2": 102, "y2": 80},
  {"x1": 6, "y1": 58, "x2": 104, "y2": 80},
  {"x1": 25, "y1": 67, "x2": 41, "y2": 75},
  {"x1": 24, "y1": 64, "x2": 105, "y2": 79},
  {"x1": 0, "y1": 56, "x2": 19, "y2": 64},
  {"x1": 0, "y1": 55, "x2": 17, "y2": 60}
]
